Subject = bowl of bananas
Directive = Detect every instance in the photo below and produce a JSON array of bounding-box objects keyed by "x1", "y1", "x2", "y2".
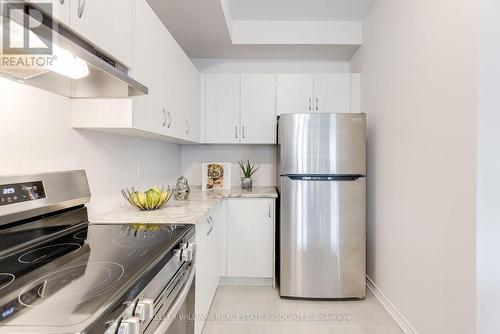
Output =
[{"x1": 121, "y1": 186, "x2": 173, "y2": 211}]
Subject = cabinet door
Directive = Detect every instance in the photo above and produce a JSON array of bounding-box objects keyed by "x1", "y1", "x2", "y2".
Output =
[
  {"x1": 227, "y1": 199, "x2": 274, "y2": 278},
  {"x1": 163, "y1": 31, "x2": 185, "y2": 139},
  {"x1": 164, "y1": 33, "x2": 201, "y2": 141},
  {"x1": 211, "y1": 201, "x2": 227, "y2": 277},
  {"x1": 195, "y1": 215, "x2": 216, "y2": 334},
  {"x1": 240, "y1": 74, "x2": 277, "y2": 144},
  {"x1": 205, "y1": 74, "x2": 241, "y2": 144},
  {"x1": 130, "y1": 0, "x2": 164, "y2": 135},
  {"x1": 27, "y1": 0, "x2": 70, "y2": 25},
  {"x1": 276, "y1": 74, "x2": 314, "y2": 115},
  {"x1": 184, "y1": 61, "x2": 201, "y2": 142},
  {"x1": 69, "y1": 0, "x2": 133, "y2": 67},
  {"x1": 313, "y1": 73, "x2": 351, "y2": 113}
]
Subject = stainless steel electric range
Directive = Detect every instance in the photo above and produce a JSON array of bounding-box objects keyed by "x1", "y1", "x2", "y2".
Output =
[{"x1": 0, "y1": 170, "x2": 196, "y2": 334}]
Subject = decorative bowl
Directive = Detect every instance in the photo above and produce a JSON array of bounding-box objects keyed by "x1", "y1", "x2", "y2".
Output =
[{"x1": 121, "y1": 186, "x2": 173, "y2": 211}]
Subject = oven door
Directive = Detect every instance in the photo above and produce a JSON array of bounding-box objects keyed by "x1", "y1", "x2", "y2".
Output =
[{"x1": 150, "y1": 257, "x2": 196, "y2": 334}]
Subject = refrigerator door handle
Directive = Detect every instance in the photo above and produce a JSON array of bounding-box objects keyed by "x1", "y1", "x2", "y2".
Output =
[{"x1": 286, "y1": 175, "x2": 363, "y2": 181}]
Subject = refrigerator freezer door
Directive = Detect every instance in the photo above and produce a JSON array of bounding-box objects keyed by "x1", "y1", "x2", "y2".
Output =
[
  {"x1": 280, "y1": 175, "x2": 366, "y2": 299},
  {"x1": 278, "y1": 113, "x2": 366, "y2": 175}
]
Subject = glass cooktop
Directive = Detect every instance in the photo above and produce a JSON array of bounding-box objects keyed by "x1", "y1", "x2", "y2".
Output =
[{"x1": 0, "y1": 210, "x2": 193, "y2": 333}]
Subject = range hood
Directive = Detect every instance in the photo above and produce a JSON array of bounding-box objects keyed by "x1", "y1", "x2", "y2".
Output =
[{"x1": 0, "y1": 1, "x2": 148, "y2": 98}]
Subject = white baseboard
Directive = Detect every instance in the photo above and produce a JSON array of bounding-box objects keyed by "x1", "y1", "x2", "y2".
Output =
[
  {"x1": 366, "y1": 276, "x2": 419, "y2": 334},
  {"x1": 219, "y1": 276, "x2": 273, "y2": 287}
]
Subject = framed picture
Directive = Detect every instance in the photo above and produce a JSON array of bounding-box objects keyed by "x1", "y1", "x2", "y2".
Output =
[{"x1": 202, "y1": 163, "x2": 231, "y2": 191}]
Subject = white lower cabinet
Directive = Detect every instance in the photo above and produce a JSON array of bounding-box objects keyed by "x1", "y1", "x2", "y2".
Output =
[
  {"x1": 194, "y1": 198, "x2": 274, "y2": 334},
  {"x1": 194, "y1": 213, "x2": 216, "y2": 334},
  {"x1": 194, "y1": 201, "x2": 226, "y2": 334},
  {"x1": 213, "y1": 201, "x2": 227, "y2": 277},
  {"x1": 226, "y1": 198, "x2": 274, "y2": 278}
]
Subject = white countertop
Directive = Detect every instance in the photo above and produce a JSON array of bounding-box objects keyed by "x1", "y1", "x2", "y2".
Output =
[{"x1": 90, "y1": 186, "x2": 278, "y2": 225}]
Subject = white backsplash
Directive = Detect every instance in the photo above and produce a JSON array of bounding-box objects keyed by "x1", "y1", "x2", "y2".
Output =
[
  {"x1": 180, "y1": 145, "x2": 277, "y2": 187},
  {"x1": 0, "y1": 78, "x2": 181, "y2": 217}
]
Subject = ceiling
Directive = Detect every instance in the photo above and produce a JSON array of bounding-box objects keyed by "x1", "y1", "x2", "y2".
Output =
[
  {"x1": 147, "y1": 0, "x2": 374, "y2": 60},
  {"x1": 228, "y1": 0, "x2": 375, "y2": 21}
]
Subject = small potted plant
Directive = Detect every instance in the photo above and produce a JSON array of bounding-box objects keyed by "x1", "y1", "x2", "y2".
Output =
[{"x1": 238, "y1": 160, "x2": 260, "y2": 190}]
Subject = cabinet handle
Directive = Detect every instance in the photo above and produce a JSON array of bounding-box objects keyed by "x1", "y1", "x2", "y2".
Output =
[
  {"x1": 185, "y1": 120, "x2": 189, "y2": 135},
  {"x1": 308, "y1": 98, "x2": 312, "y2": 111},
  {"x1": 268, "y1": 204, "x2": 271, "y2": 218},
  {"x1": 77, "y1": 0, "x2": 86, "y2": 18},
  {"x1": 316, "y1": 98, "x2": 319, "y2": 111},
  {"x1": 59, "y1": 0, "x2": 65, "y2": 4},
  {"x1": 167, "y1": 111, "x2": 172, "y2": 128},
  {"x1": 235, "y1": 126, "x2": 238, "y2": 139},
  {"x1": 162, "y1": 108, "x2": 167, "y2": 127},
  {"x1": 242, "y1": 126, "x2": 245, "y2": 139},
  {"x1": 207, "y1": 216, "x2": 214, "y2": 236}
]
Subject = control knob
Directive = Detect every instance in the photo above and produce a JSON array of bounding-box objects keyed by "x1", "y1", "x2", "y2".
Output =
[
  {"x1": 117, "y1": 316, "x2": 140, "y2": 334},
  {"x1": 135, "y1": 298, "x2": 154, "y2": 321},
  {"x1": 181, "y1": 242, "x2": 195, "y2": 261}
]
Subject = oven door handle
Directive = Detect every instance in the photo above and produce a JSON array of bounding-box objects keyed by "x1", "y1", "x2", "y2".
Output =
[{"x1": 152, "y1": 256, "x2": 196, "y2": 334}]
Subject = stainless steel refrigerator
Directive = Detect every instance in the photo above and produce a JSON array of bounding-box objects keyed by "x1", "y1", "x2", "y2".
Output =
[{"x1": 278, "y1": 113, "x2": 366, "y2": 299}]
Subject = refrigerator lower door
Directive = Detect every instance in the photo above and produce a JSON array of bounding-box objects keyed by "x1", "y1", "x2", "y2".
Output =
[{"x1": 280, "y1": 175, "x2": 366, "y2": 299}]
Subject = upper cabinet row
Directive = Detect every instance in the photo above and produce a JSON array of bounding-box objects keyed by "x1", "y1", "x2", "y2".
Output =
[
  {"x1": 29, "y1": 0, "x2": 133, "y2": 67},
  {"x1": 71, "y1": 0, "x2": 201, "y2": 143},
  {"x1": 203, "y1": 73, "x2": 361, "y2": 144}
]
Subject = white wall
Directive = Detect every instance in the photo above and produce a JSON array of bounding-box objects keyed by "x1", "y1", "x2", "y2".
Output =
[
  {"x1": 191, "y1": 58, "x2": 350, "y2": 73},
  {"x1": 0, "y1": 78, "x2": 181, "y2": 217},
  {"x1": 357, "y1": 1, "x2": 476, "y2": 333},
  {"x1": 477, "y1": 1, "x2": 500, "y2": 333},
  {"x1": 180, "y1": 145, "x2": 276, "y2": 187}
]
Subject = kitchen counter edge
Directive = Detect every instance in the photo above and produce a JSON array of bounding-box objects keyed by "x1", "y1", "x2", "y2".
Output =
[{"x1": 89, "y1": 186, "x2": 278, "y2": 226}]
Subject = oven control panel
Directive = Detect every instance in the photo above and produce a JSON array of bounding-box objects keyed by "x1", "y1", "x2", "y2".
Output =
[{"x1": 0, "y1": 181, "x2": 46, "y2": 206}]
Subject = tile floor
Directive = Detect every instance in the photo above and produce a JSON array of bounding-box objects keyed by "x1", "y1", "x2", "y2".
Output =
[{"x1": 202, "y1": 286, "x2": 403, "y2": 334}]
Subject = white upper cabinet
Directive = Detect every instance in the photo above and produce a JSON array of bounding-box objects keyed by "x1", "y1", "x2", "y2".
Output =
[
  {"x1": 28, "y1": 0, "x2": 70, "y2": 25},
  {"x1": 185, "y1": 65, "x2": 202, "y2": 142},
  {"x1": 205, "y1": 74, "x2": 241, "y2": 144},
  {"x1": 69, "y1": 0, "x2": 133, "y2": 67},
  {"x1": 203, "y1": 72, "x2": 361, "y2": 144},
  {"x1": 131, "y1": 0, "x2": 200, "y2": 141},
  {"x1": 204, "y1": 73, "x2": 277, "y2": 144},
  {"x1": 276, "y1": 74, "x2": 314, "y2": 114},
  {"x1": 72, "y1": 0, "x2": 201, "y2": 144},
  {"x1": 313, "y1": 73, "x2": 351, "y2": 113},
  {"x1": 240, "y1": 74, "x2": 277, "y2": 144},
  {"x1": 130, "y1": 0, "x2": 164, "y2": 135},
  {"x1": 164, "y1": 31, "x2": 201, "y2": 142},
  {"x1": 276, "y1": 73, "x2": 358, "y2": 115}
]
